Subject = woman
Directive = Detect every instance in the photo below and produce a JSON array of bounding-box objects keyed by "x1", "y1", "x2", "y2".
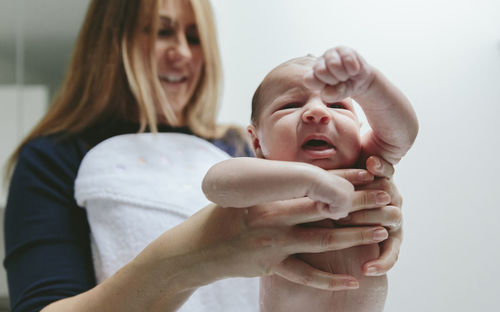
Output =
[{"x1": 3, "y1": 0, "x2": 402, "y2": 311}]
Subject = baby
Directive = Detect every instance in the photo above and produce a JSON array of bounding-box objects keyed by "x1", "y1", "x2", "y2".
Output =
[{"x1": 202, "y1": 46, "x2": 418, "y2": 311}]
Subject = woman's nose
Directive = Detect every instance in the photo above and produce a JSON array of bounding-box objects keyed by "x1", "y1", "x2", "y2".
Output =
[
  {"x1": 166, "y1": 33, "x2": 193, "y2": 62},
  {"x1": 302, "y1": 102, "x2": 331, "y2": 124}
]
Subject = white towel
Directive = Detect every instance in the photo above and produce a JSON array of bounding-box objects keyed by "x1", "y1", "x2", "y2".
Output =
[{"x1": 75, "y1": 133, "x2": 258, "y2": 311}]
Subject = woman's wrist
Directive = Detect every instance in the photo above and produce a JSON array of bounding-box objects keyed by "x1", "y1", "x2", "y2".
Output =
[
  {"x1": 131, "y1": 208, "x2": 235, "y2": 292},
  {"x1": 69, "y1": 205, "x2": 235, "y2": 312}
]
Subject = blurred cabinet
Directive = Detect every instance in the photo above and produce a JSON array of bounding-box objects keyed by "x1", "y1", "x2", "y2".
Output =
[
  {"x1": 0, "y1": 86, "x2": 47, "y2": 207},
  {"x1": 0, "y1": 85, "x2": 47, "y2": 302}
]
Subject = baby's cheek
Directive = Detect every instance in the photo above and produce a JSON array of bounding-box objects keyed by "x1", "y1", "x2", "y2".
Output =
[
  {"x1": 345, "y1": 132, "x2": 362, "y2": 164},
  {"x1": 262, "y1": 134, "x2": 299, "y2": 161},
  {"x1": 347, "y1": 144, "x2": 361, "y2": 165}
]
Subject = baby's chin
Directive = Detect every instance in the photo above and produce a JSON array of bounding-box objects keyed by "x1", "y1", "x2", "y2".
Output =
[{"x1": 306, "y1": 158, "x2": 357, "y2": 170}]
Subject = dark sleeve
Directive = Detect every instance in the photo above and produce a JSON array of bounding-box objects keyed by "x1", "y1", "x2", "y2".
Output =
[
  {"x1": 3, "y1": 136, "x2": 96, "y2": 312},
  {"x1": 211, "y1": 128, "x2": 255, "y2": 158}
]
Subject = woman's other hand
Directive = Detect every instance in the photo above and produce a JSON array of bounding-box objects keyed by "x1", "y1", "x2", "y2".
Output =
[
  {"x1": 334, "y1": 155, "x2": 403, "y2": 276},
  {"x1": 146, "y1": 195, "x2": 390, "y2": 293}
]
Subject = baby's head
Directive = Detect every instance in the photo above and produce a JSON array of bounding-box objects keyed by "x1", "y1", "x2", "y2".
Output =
[{"x1": 248, "y1": 56, "x2": 361, "y2": 170}]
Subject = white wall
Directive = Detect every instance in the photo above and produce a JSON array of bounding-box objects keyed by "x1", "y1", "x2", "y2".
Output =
[{"x1": 213, "y1": 0, "x2": 500, "y2": 311}]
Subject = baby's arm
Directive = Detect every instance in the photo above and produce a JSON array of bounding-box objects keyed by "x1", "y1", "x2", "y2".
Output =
[
  {"x1": 305, "y1": 46, "x2": 418, "y2": 164},
  {"x1": 202, "y1": 157, "x2": 356, "y2": 218},
  {"x1": 355, "y1": 68, "x2": 418, "y2": 164}
]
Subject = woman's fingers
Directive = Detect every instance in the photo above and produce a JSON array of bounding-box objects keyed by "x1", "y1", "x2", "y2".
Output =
[
  {"x1": 366, "y1": 156, "x2": 394, "y2": 178},
  {"x1": 328, "y1": 168, "x2": 374, "y2": 186},
  {"x1": 288, "y1": 226, "x2": 388, "y2": 253},
  {"x1": 362, "y1": 230, "x2": 402, "y2": 276},
  {"x1": 246, "y1": 189, "x2": 390, "y2": 227},
  {"x1": 336, "y1": 205, "x2": 402, "y2": 231},
  {"x1": 274, "y1": 256, "x2": 359, "y2": 290},
  {"x1": 245, "y1": 198, "x2": 322, "y2": 227},
  {"x1": 350, "y1": 190, "x2": 391, "y2": 213},
  {"x1": 356, "y1": 176, "x2": 402, "y2": 209}
]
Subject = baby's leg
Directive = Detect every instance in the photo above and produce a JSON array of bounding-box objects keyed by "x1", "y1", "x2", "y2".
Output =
[{"x1": 260, "y1": 223, "x2": 387, "y2": 312}]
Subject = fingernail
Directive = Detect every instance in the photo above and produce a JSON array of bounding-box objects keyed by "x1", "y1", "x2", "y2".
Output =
[
  {"x1": 365, "y1": 266, "x2": 379, "y2": 276},
  {"x1": 358, "y1": 171, "x2": 372, "y2": 182},
  {"x1": 345, "y1": 280, "x2": 359, "y2": 289},
  {"x1": 372, "y1": 157, "x2": 382, "y2": 170},
  {"x1": 376, "y1": 192, "x2": 391, "y2": 205},
  {"x1": 373, "y1": 228, "x2": 388, "y2": 241}
]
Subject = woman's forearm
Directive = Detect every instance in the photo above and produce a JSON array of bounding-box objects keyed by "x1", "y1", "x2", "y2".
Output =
[
  {"x1": 41, "y1": 207, "x2": 229, "y2": 312},
  {"x1": 40, "y1": 258, "x2": 198, "y2": 312},
  {"x1": 42, "y1": 257, "x2": 198, "y2": 312}
]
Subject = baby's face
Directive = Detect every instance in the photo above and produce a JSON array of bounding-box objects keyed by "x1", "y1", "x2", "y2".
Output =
[{"x1": 249, "y1": 61, "x2": 361, "y2": 170}]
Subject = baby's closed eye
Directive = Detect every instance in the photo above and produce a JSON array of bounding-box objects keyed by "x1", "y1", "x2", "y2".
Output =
[
  {"x1": 327, "y1": 102, "x2": 346, "y2": 109},
  {"x1": 279, "y1": 102, "x2": 303, "y2": 110}
]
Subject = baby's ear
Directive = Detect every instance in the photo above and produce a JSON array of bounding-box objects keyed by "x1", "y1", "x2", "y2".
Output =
[{"x1": 247, "y1": 125, "x2": 264, "y2": 158}]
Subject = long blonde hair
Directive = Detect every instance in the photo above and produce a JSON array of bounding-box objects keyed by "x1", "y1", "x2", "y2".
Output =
[{"x1": 6, "y1": 0, "x2": 227, "y2": 178}]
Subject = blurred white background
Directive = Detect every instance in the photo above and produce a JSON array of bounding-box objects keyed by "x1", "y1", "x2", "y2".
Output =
[
  {"x1": 1, "y1": 0, "x2": 499, "y2": 311},
  {"x1": 213, "y1": 1, "x2": 500, "y2": 311}
]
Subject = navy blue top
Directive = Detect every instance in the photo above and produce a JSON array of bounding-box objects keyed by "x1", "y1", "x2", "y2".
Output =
[{"x1": 3, "y1": 121, "x2": 252, "y2": 312}]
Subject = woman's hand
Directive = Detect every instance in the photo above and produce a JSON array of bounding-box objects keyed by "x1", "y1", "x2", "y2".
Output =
[
  {"x1": 73, "y1": 194, "x2": 388, "y2": 312},
  {"x1": 171, "y1": 194, "x2": 390, "y2": 292},
  {"x1": 335, "y1": 156, "x2": 403, "y2": 276}
]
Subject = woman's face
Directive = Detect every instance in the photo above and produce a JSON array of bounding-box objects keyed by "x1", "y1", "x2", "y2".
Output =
[{"x1": 155, "y1": 0, "x2": 204, "y2": 123}]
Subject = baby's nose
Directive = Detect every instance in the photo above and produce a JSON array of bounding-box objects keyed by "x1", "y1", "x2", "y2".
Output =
[{"x1": 302, "y1": 103, "x2": 330, "y2": 124}]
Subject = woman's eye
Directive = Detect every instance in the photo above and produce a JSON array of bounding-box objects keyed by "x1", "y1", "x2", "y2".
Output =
[
  {"x1": 158, "y1": 28, "x2": 174, "y2": 37},
  {"x1": 327, "y1": 102, "x2": 345, "y2": 109},
  {"x1": 186, "y1": 26, "x2": 200, "y2": 45},
  {"x1": 186, "y1": 33, "x2": 200, "y2": 45}
]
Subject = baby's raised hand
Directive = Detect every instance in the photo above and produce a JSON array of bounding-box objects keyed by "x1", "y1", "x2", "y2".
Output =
[{"x1": 304, "y1": 46, "x2": 375, "y2": 103}]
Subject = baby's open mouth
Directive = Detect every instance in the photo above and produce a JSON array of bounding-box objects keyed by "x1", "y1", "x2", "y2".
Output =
[{"x1": 302, "y1": 139, "x2": 334, "y2": 151}]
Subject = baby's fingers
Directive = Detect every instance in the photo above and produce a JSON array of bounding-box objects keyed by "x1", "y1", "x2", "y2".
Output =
[
  {"x1": 303, "y1": 70, "x2": 325, "y2": 90},
  {"x1": 274, "y1": 256, "x2": 359, "y2": 290},
  {"x1": 321, "y1": 82, "x2": 350, "y2": 103},
  {"x1": 313, "y1": 57, "x2": 340, "y2": 85},
  {"x1": 334, "y1": 46, "x2": 362, "y2": 76},
  {"x1": 323, "y1": 48, "x2": 350, "y2": 82}
]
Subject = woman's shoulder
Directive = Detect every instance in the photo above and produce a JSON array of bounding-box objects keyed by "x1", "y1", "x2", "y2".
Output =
[
  {"x1": 211, "y1": 126, "x2": 254, "y2": 158},
  {"x1": 15, "y1": 133, "x2": 90, "y2": 187},
  {"x1": 19, "y1": 133, "x2": 89, "y2": 166}
]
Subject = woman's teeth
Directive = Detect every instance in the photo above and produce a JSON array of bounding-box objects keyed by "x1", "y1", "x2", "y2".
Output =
[{"x1": 160, "y1": 75, "x2": 186, "y2": 83}]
